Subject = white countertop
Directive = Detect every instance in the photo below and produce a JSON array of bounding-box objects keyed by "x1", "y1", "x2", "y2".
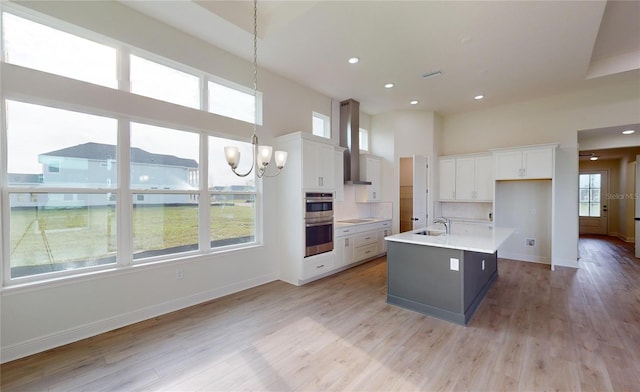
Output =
[
  {"x1": 335, "y1": 218, "x2": 391, "y2": 229},
  {"x1": 385, "y1": 223, "x2": 514, "y2": 254}
]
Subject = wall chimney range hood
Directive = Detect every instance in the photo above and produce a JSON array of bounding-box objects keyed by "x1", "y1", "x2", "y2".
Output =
[{"x1": 339, "y1": 99, "x2": 372, "y2": 185}]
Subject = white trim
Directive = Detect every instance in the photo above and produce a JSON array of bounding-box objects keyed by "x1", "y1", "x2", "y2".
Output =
[
  {"x1": 0, "y1": 272, "x2": 278, "y2": 363},
  {"x1": 553, "y1": 256, "x2": 579, "y2": 269},
  {"x1": 498, "y1": 251, "x2": 551, "y2": 265}
]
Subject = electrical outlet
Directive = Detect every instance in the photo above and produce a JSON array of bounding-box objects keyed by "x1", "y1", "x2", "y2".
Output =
[
  {"x1": 526, "y1": 238, "x2": 536, "y2": 247},
  {"x1": 176, "y1": 269, "x2": 184, "y2": 280},
  {"x1": 450, "y1": 258, "x2": 459, "y2": 271}
]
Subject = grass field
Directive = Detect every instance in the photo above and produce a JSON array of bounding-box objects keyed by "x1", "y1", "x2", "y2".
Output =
[{"x1": 9, "y1": 204, "x2": 255, "y2": 272}]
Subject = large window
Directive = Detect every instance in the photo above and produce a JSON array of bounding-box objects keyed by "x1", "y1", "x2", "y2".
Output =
[
  {"x1": 131, "y1": 123, "x2": 200, "y2": 260},
  {"x1": 208, "y1": 136, "x2": 256, "y2": 247},
  {"x1": 208, "y1": 81, "x2": 258, "y2": 124},
  {"x1": 6, "y1": 101, "x2": 118, "y2": 279},
  {"x1": 1, "y1": 7, "x2": 263, "y2": 284},
  {"x1": 2, "y1": 12, "x2": 117, "y2": 88},
  {"x1": 579, "y1": 173, "x2": 601, "y2": 217},
  {"x1": 130, "y1": 54, "x2": 200, "y2": 109}
]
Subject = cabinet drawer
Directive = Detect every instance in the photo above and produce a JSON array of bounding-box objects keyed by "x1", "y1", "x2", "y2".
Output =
[
  {"x1": 335, "y1": 227, "x2": 355, "y2": 237},
  {"x1": 354, "y1": 231, "x2": 377, "y2": 247},
  {"x1": 302, "y1": 254, "x2": 334, "y2": 279},
  {"x1": 354, "y1": 243, "x2": 378, "y2": 262}
]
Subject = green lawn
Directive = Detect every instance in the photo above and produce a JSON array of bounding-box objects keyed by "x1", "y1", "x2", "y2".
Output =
[{"x1": 10, "y1": 204, "x2": 255, "y2": 271}]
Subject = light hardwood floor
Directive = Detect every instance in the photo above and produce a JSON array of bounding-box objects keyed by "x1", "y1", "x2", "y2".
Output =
[{"x1": 2, "y1": 235, "x2": 639, "y2": 391}]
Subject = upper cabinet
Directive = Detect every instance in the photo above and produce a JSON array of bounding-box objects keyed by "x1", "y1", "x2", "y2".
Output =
[
  {"x1": 439, "y1": 154, "x2": 493, "y2": 202},
  {"x1": 439, "y1": 158, "x2": 456, "y2": 201},
  {"x1": 302, "y1": 138, "x2": 335, "y2": 190},
  {"x1": 357, "y1": 154, "x2": 382, "y2": 202},
  {"x1": 493, "y1": 145, "x2": 557, "y2": 180}
]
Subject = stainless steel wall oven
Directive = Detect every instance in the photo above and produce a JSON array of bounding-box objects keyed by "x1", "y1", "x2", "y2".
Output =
[{"x1": 304, "y1": 192, "x2": 334, "y2": 257}]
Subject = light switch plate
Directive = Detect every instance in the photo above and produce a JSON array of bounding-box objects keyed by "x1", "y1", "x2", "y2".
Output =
[{"x1": 450, "y1": 258, "x2": 459, "y2": 271}]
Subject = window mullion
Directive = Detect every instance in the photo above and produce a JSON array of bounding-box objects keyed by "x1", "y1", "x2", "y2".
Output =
[
  {"x1": 117, "y1": 119, "x2": 132, "y2": 266},
  {"x1": 1, "y1": 98, "x2": 9, "y2": 285},
  {"x1": 199, "y1": 134, "x2": 210, "y2": 253},
  {"x1": 118, "y1": 46, "x2": 130, "y2": 93}
]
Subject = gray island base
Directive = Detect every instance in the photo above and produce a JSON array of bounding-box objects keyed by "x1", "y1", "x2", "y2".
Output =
[
  {"x1": 387, "y1": 242, "x2": 498, "y2": 325},
  {"x1": 385, "y1": 223, "x2": 514, "y2": 325}
]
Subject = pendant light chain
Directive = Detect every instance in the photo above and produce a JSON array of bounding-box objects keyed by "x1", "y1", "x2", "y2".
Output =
[
  {"x1": 253, "y1": 0, "x2": 258, "y2": 135},
  {"x1": 224, "y1": 0, "x2": 287, "y2": 177}
]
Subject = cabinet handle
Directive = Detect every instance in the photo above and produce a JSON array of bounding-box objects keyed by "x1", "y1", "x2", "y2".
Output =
[
  {"x1": 365, "y1": 236, "x2": 371, "y2": 240},
  {"x1": 365, "y1": 250, "x2": 371, "y2": 254},
  {"x1": 373, "y1": 191, "x2": 377, "y2": 199},
  {"x1": 317, "y1": 264, "x2": 324, "y2": 269},
  {"x1": 345, "y1": 238, "x2": 349, "y2": 246}
]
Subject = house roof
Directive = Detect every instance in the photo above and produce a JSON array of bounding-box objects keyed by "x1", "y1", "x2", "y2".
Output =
[{"x1": 41, "y1": 142, "x2": 198, "y2": 168}]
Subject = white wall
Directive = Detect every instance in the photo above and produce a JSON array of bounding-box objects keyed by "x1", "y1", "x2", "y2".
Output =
[
  {"x1": 440, "y1": 73, "x2": 640, "y2": 267},
  {"x1": 371, "y1": 111, "x2": 436, "y2": 234},
  {"x1": 495, "y1": 180, "x2": 552, "y2": 264},
  {"x1": 1, "y1": 1, "x2": 335, "y2": 362}
]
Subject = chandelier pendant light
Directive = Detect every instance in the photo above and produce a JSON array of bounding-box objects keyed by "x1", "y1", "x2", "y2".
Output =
[{"x1": 225, "y1": 0, "x2": 287, "y2": 178}]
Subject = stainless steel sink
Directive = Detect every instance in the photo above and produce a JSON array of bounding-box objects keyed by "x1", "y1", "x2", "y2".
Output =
[{"x1": 415, "y1": 230, "x2": 446, "y2": 236}]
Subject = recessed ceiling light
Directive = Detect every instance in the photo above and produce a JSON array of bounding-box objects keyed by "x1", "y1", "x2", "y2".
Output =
[
  {"x1": 348, "y1": 57, "x2": 359, "y2": 64},
  {"x1": 622, "y1": 129, "x2": 635, "y2": 135},
  {"x1": 384, "y1": 83, "x2": 394, "y2": 89},
  {"x1": 590, "y1": 156, "x2": 598, "y2": 161},
  {"x1": 410, "y1": 100, "x2": 419, "y2": 105},
  {"x1": 474, "y1": 95, "x2": 484, "y2": 100}
]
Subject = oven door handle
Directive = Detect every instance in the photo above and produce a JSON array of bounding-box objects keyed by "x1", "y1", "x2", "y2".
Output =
[{"x1": 305, "y1": 221, "x2": 333, "y2": 228}]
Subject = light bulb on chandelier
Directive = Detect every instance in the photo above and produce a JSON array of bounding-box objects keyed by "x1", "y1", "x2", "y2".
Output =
[{"x1": 224, "y1": 0, "x2": 287, "y2": 178}]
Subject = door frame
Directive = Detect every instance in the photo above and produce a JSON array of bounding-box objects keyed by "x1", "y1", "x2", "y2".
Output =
[{"x1": 578, "y1": 169, "x2": 609, "y2": 235}]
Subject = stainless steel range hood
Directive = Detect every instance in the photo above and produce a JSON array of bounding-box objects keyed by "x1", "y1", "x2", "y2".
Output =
[{"x1": 339, "y1": 99, "x2": 372, "y2": 185}]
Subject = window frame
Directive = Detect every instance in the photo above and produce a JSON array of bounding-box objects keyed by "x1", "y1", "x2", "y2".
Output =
[
  {"x1": 359, "y1": 128, "x2": 369, "y2": 151},
  {"x1": 0, "y1": 4, "x2": 265, "y2": 287},
  {"x1": 312, "y1": 112, "x2": 331, "y2": 139}
]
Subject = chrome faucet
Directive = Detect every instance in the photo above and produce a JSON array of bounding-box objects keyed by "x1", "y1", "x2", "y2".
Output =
[{"x1": 433, "y1": 217, "x2": 451, "y2": 234}]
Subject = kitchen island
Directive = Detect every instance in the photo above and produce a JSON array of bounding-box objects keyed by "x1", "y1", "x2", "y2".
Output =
[{"x1": 385, "y1": 223, "x2": 513, "y2": 325}]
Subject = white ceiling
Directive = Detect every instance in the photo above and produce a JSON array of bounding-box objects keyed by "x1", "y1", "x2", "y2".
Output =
[{"x1": 120, "y1": 0, "x2": 640, "y2": 116}]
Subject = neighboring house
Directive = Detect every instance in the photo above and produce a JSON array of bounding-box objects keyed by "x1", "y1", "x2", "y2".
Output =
[{"x1": 11, "y1": 142, "x2": 199, "y2": 207}]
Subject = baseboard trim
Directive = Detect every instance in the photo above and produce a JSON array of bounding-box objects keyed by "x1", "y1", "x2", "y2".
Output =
[
  {"x1": 498, "y1": 251, "x2": 550, "y2": 265},
  {"x1": 0, "y1": 272, "x2": 278, "y2": 364},
  {"x1": 553, "y1": 257, "x2": 579, "y2": 269}
]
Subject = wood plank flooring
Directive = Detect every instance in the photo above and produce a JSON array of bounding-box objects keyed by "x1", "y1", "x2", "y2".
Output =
[{"x1": 2, "y1": 235, "x2": 639, "y2": 391}]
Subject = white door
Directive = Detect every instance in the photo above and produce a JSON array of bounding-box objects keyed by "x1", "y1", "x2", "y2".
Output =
[
  {"x1": 413, "y1": 155, "x2": 428, "y2": 229},
  {"x1": 634, "y1": 155, "x2": 640, "y2": 258},
  {"x1": 579, "y1": 170, "x2": 608, "y2": 235}
]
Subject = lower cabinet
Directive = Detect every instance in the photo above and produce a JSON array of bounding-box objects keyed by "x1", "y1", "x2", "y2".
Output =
[
  {"x1": 302, "y1": 251, "x2": 335, "y2": 280},
  {"x1": 303, "y1": 220, "x2": 391, "y2": 283}
]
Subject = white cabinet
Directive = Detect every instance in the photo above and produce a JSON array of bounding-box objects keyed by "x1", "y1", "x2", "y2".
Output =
[
  {"x1": 302, "y1": 139, "x2": 335, "y2": 190},
  {"x1": 276, "y1": 132, "x2": 337, "y2": 286},
  {"x1": 493, "y1": 145, "x2": 556, "y2": 180},
  {"x1": 357, "y1": 155, "x2": 382, "y2": 202},
  {"x1": 439, "y1": 158, "x2": 456, "y2": 200},
  {"x1": 334, "y1": 147, "x2": 345, "y2": 202},
  {"x1": 334, "y1": 226, "x2": 355, "y2": 268},
  {"x1": 334, "y1": 220, "x2": 390, "y2": 268},
  {"x1": 378, "y1": 221, "x2": 391, "y2": 254},
  {"x1": 301, "y1": 251, "x2": 334, "y2": 280},
  {"x1": 439, "y1": 155, "x2": 493, "y2": 201}
]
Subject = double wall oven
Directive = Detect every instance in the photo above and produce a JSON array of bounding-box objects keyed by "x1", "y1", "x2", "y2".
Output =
[{"x1": 304, "y1": 192, "x2": 333, "y2": 257}]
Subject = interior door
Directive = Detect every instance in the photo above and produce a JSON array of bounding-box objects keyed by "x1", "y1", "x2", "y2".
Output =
[
  {"x1": 579, "y1": 170, "x2": 608, "y2": 235},
  {"x1": 399, "y1": 158, "x2": 414, "y2": 232},
  {"x1": 413, "y1": 155, "x2": 428, "y2": 229}
]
